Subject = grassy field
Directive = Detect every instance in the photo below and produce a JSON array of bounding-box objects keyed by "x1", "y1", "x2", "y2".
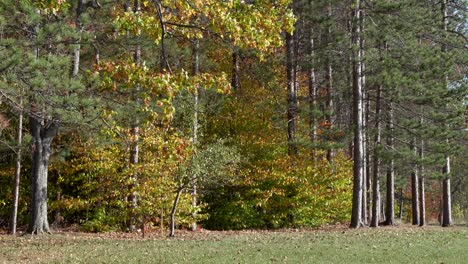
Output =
[{"x1": 1, "y1": 225, "x2": 467, "y2": 263}]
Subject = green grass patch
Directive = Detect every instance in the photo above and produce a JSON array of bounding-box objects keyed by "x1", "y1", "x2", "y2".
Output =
[{"x1": 1, "y1": 226, "x2": 467, "y2": 263}]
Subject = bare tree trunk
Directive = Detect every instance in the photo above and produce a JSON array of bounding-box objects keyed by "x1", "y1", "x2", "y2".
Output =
[
  {"x1": 384, "y1": 99, "x2": 395, "y2": 225},
  {"x1": 190, "y1": 39, "x2": 199, "y2": 232},
  {"x1": 350, "y1": 0, "x2": 363, "y2": 228},
  {"x1": 363, "y1": 92, "x2": 370, "y2": 226},
  {"x1": 286, "y1": 31, "x2": 297, "y2": 156},
  {"x1": 127, "y1": 0, "x2": 141, "y2": 232},
  {"x1": 411, "y1": 138, "x2": 419, "y2": 226},
  {"x1": 10, "y1": 96, "x2": 23, "y2": 235},
  {"x1": 419, "y1": 139, "x2": 425, "y2": 226},
  {"x1": 170, "y1": 188, "x2": 184, "y2": 237},
  {"x1": 325, "y1": 3, "x2": 334, "y2": 162},
  {"x1": 308, "y1": 27, "x2": 318, "y2": 165},
  {"x1": 360, "y1": 15, "x2": 368, "y2": 225},
  {"x1": 441, "y1": 0, "x2": 452, "y2": 229},
  {"x1": 370, "y1": 84, "x2": 382, "y2": 228},
  {"x1": 27, "y1": 118, "x2": 59, "y2": 234},
  {"x1": 442, "y1": 160, "x2": 452, "y2": 227}
]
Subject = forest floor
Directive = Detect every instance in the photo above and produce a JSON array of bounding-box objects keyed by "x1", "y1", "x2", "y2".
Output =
[{"x1": 0, "y1": 224, "x2": 467, "y2": 263}]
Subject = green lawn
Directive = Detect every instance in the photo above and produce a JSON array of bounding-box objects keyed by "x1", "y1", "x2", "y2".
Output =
[{"x1": 1, "y1": 226, "x2": 467, "y2": 263}]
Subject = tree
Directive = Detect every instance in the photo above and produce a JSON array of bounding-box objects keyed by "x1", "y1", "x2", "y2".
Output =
[{"x1": 350, "y1": 0, "x2": 364, "y2": 228}]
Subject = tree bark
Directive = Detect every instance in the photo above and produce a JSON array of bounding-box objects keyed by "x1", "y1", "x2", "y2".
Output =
[
  {"x1": 442, "y1": 159, "x2": 452, "y2": 227},
  {"x1": 27, "y1": 118, "x2": 59, "y2": 234},
  {"x1": 370, "y1": 84, "x2": 382, "y2": 228},
  {"x1": 384, "y1": 100, "x2": 395, "y2": 226},
  {"x1": 10, "y1": 96, "x2": 23, "y2": 235},
  {"x1": 169, "y1": 188, "x2": 184, "y2": 237},
  {"x1": 286, "y1": 31, "x2": 297, "y2": 156},
  {"x1": 419, "y1": 139, "x2": 425, "y2": 226},
  {"x1": 350, "y1": 0, "x2": 363, "y2": 228},
  {"x1": 440, "y1": 0, "x2": 452, "y2": 229},
  {"x1": 411, "y1": 138, "x2": 419, "y2": 226},
  {"x1": 191, "y1": 39, "x2": 199, "y2": 232},
  {"x1": 308, "y1": 29, "x2": 317, "y2": 164},
  {"x1": 128, "y1": 0, "x2": 141, "y2": 232}
]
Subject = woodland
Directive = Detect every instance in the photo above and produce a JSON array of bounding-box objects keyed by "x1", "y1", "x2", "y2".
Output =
[{"x1": 0, "y1": 0, "x2": 467, "y2": 238}]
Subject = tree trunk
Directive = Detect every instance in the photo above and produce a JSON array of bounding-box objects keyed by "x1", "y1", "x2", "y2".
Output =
[
  {"x1": 419, "y1": 139, "x2": 425, "y2": 226},
  {"x1": 10, "y1": 97, "x2": 23, "y2": 235},
  {"x1": 411, "y1": 138, "x2": 419, "y2": 226},
  {"x1": 384, "y1": 100, "x2": 395, "y2": 226},
  {"x1": 308, "y1": 29, "x2": 317, "y2": 164},
  {"x1": 370, "y1": 84, "x2": 382, "y2": 228},
  {"x1": 169, "y1": 188, "x2": 184, "y2": 237},
  {"x1": 350, "y1": 0, "x2": 363, "y2": 228},
  {"x1": 286, "y1": 31, "x2": 297, "y2": 156},
  {"x1": 191, "y1": 39, "x2": 199, "y2": 232},
  {"x1": 363, "y1": 92, "x2": 370, "y2": 226},
  {"x1": 440, "y1": 0, "x2": 452, "y2": 229},
  {"x1": 325, "y1": 3, "x2": 334, "y2": 162},
  {"x1": 128, "y1": 0, "x2": 141, "y2": 232},
  {"x1": 442, "y1": 159, "x2": 452, "y2": 227},
  {"x1": 27, "y1": 118, "x2": 59, "y2": 234}
]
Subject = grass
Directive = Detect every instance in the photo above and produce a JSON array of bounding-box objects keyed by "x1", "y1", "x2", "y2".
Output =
[{"x1": 1, "y1": 225, "x2": 467, "y2": 263}]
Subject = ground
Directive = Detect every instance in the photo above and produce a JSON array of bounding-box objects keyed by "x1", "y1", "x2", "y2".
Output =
[{"x1": 1, "y1": 225, "x2": 467, "y2": 263}]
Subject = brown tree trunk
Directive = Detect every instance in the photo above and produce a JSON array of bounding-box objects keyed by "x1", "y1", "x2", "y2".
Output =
[
  {"x1": 170, "y1": 188, "x2": 184, "y2": 237},
  {"x1": 350, "y1": 0, "x2": 363, "y2": 228}
]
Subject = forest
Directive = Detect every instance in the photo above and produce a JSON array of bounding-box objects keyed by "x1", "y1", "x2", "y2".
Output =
[{"x1": 0, "y1": 0, "x2": 467, "y2": 238}]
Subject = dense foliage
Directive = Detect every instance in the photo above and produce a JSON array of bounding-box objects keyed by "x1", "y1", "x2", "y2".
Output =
[{"x1": 0, "y1": 0, "x2": 466, "y2": 234}]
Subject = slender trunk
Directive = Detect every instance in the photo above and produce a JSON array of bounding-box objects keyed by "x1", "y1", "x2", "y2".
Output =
[
  {"x1": 170, "y1": 188, "x2": 184, "y2": 237},
  {"x1": 385, "y1": 100, "x2": 395, "y2": 225},
  {"x1": 442, "y1": 159, "x2": 452, "y2": 227},
  {"x1": 128, "y1": 0, "x2": 141, "y2": 232},
  {"x1": 325, "y1": 63, "x2": 333, "y2": 162},
  {"x1": 360, "y1": 8, "x2": 368, "y2": 225},
  {"x1": 370, "y1": 84, "x2": 382, "y2": 227},
  {"x1": 325, "y1": 3, "x2": 334, "y2": 162},
  {"x1": 286, "y1": 32, "x2": 297, "y2": 156},
  {"x1": 419, "y1": 139, "x2": 425, "y2": 226},
  {"x1": 308, "y1": 29, "x2": 317, "y2": 164},
  {"x1": 191, "y1": 39, "x2": 199, "y2": 232},
  {"x1": 350, "y1": 0, "x2": 363, "y2": 228},
  {"x1": 441, "y1": 0, "x2": 452, "y2": 228},
  {"x1": 27, "y1": 118, "x2": 59, "y2": 234},
  {"x1": 362, "y1": 90, "x2": 370, "y2": 226},
  {"x1": 10, "y1": 96, "x2": 23, "y2": 235},
  {"x1": 411, "y1": 138, "x2": 419, "y2": 226}
]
